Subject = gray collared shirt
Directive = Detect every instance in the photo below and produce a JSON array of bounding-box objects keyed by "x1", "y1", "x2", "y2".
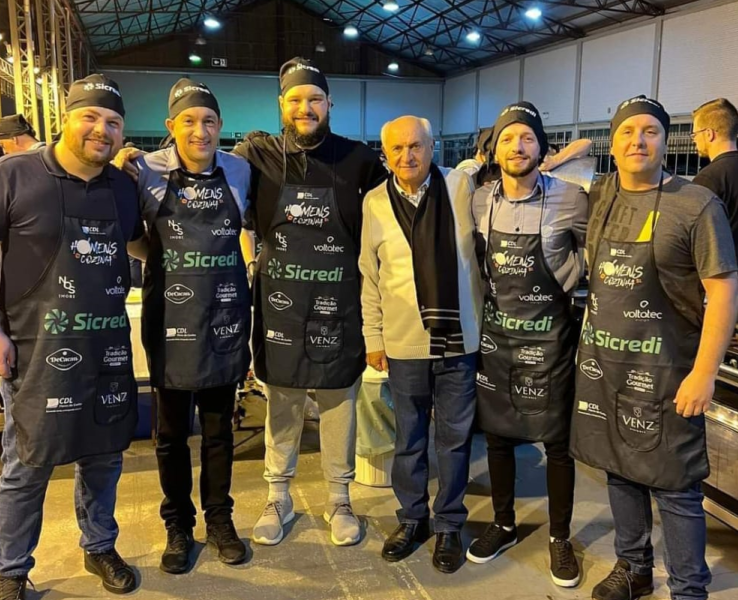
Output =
[
  {"x1": 472, "y1": 173, "x2": 588, "y2": 293},
  {"x1": 393, "y1": 173, "x2": 431, "y2": 207},
  {"x1": 136, "y1": 145, "x2": 250, "y2": 228}
]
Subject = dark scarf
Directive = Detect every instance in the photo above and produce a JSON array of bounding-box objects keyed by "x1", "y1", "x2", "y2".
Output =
[{"x1": 387, "y1": 163, "x2": 463, "y2": 356}]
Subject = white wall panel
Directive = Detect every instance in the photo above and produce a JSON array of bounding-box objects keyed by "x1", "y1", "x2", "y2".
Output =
[
  {"x1": 477, "y1": 60, "x2": 520, "y2": 128},
  {"x1": 364, "y1": 81, "x2": 442, "y2": 138},
  {"x1": 579, "y1": 24, "x2": 655, "y2": 123},
  {"x1": 659, "y1": 2, "x2": 738, "y2": 114},
  {"x1": 325, "y1": 79, "x2": 362, "y2": 139},
  {"x1": 522, "y1": 45, "x2": 578, "y2": 126},
  {"x1": 442, "y1": 72, "x2": 477, "y2": 135}
]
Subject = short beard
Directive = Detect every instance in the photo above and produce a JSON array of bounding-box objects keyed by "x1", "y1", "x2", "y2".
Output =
[
  {"x1": 283, "y1": 114, "x2": 330, "y2": 148},
  {"x1": 62, "y1": 123, "x2": 113, "y2": 167}
]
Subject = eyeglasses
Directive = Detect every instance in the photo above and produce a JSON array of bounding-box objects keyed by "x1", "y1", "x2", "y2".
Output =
[{"x1": 689, "y1": 128, "x2": 710, "y2": 140}]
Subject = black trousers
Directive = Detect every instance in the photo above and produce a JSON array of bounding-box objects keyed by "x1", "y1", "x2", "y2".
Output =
[
  {"x1": 485, "y1": 432, "x2": 575, "y2": 539},
  {"x1": 156, "y1": 384, "x2": 237, "y2": 528}
]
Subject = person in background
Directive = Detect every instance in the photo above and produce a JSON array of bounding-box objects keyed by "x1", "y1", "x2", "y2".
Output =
[
  {"x1": 571, "y1": 95, "x2": 738, "y2": 600},
  {"x1": 691, "y1": 97, "x2": 738, "y2": 259},
  {"x1": 361, "y1": 115, "x2": 482, "y2": 574},
  {"x1": 0, "y1": 115, "x2": 45, "y2": 155}
]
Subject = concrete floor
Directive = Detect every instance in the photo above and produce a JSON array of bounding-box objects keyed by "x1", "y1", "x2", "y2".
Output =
[{"x1": 23, "y1": 423, "x2": 738, "y2": 600}]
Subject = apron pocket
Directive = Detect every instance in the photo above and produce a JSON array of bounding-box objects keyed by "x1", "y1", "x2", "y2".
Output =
[
  {"x1": 509, "y1": 368, "x2": 550, "y2": 415},
  {"x1": 615, "y1": 393, "x2": 662, "y2": 452},
  {"x1": 209, "y1": 305, "x2": 247, "y2": 354},
  {"x1": 94, "y1": 372, "x2": 136, "y2": 426},
  {"x1": 305, "y1": 319, "x2": 344, "y2": 364}
]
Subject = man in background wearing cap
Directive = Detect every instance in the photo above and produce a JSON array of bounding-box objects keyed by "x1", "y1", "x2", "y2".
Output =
[
  {"x1": 131, "y1": 78, "x2": 251, "y2": 574},
  {"x1": 0, "y1": 74, "x2": 141, "y2": 598},
  {"x1": 691, "y1": 98, "x2": 738, "y2": 260},
  {"x1": 466, "y1": 102, "x2": 586, "y2": 587},
  {"x1": 571, "y1": 95, "x2": 738, "y2": 600},
  {"x1": 0, "y1": 115, "x2": 44, "y2": 156},
  {"x1": 456, "y1": 126, "x2": 500, "y2": 188},
  {"x1": 232, "y1": 57, "x2": 386, "y2": 548}
]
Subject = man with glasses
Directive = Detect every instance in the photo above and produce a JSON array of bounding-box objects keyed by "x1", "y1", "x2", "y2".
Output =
[{"x1": 691, "y1": 98, "x2": 738, "y2": 258}]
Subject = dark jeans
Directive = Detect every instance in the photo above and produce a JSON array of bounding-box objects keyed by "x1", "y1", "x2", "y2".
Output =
[
  {"x1": 607, "y1": 473, "x2": 711, "y2": 600},
  {"x1": 156, "y1": 385, "x2": 236, "y2": 529},
  {"x1": 0, "y1": 394, "x2": 122, "y2": 576},
  {"x1": 387, "y1": 354, "x2": 476, "y2": 533},
  {"x1": 486, "y1": 433, "x2": 575, "y2": 539}
]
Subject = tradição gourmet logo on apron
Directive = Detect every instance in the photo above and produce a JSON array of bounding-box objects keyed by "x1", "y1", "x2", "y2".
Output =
[{"x1": 581, "y1": 322, "x2": 662, "y2": 354}]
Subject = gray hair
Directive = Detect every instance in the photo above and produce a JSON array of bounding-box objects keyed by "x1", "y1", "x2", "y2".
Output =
[{"x1": 380, "y1": 116, "x2": 433, "y2": 147}]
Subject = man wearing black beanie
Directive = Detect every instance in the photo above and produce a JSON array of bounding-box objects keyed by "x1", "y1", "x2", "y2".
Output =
[
  {"x1": 571, "y1": 95, "x2": 738, "y2": 600},
  {"x1": 0, "y1": 73, "x2": 142, "y2": 598},
  {"x1": 232, "y1": 57, "x2": 386, "y2": 549},
  {"x1": 467, "y1": 101, "x2": 587, "y2": 588},
  {"x1": 130, "y1": 77, "x2": 252, "y2": 574}
]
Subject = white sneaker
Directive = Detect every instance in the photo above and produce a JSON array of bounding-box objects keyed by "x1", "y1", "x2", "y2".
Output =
[
  {"x1": 323, "y1": 502, "x2": 361, "y2": 546},
  {"x1": 253, "y1": 497, "x2": 295, "y2": 545}
]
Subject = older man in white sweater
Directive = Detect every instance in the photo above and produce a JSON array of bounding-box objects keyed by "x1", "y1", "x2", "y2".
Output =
[{"x1": 359, "y1": 115, "x2": 483, "y2": 574}]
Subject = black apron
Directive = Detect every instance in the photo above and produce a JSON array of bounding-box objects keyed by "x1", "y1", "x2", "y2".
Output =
[
  {"x1": 6, "y1": 177, "x2": 137, "y2": 467},
  {"x1": 570, "y1": 179, "x2": 708, "y2": 490},
  {"x1": 142, "y1": 166, "x2": 251, "y2": 390},
  {"x1": 476, "y1": 185, "x2": 576, "y2": 443},
  {"x1": 253, "y1": 142, "x2": 364, "y2": 389}
]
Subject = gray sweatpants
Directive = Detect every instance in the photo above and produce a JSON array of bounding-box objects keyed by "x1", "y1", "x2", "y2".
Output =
[{"x1": 262, "y1": 380, "x2": 360, "y2": 488}]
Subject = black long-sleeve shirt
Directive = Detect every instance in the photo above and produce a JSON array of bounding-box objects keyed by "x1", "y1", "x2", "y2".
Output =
[{"x1": 232, "y1": 130, "x2": 386, "y2": 246}]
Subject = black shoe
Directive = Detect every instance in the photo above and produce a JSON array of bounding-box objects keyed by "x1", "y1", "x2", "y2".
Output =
[
  {"x1": 84, "y1": 549, "x2": 137, "y2": 594},
  {"x1": 160, "y1": 525, "x2": 195, "y2": 574},
  {"x1": 549, "y1": 538, "x2": 580, "y2": 587},
  {"x1": 592, "y1": 559, "x2": 654, "y2": 600},
  {"x1": 466, "y1": 523, "x2": 517, "y2": 564},
  {"x1": 432, "y1": 531, "x2": 464, "y2": 574},
  {"x1": 207, "y1": 521, "x2": 248, "y2": 565},
  {"x1": 381, "y1": 520, "x2": 430, "y2": 562},
  {"x1": 0, "y1": 575, "x2": 27, "y2": 600}
]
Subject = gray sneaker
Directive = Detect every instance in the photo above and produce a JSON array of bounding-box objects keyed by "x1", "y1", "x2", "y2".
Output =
[
  {"x1": 323, "y1": 502, "x2": 361, "y2": 546},
  {"x1": 253, "y1": 497, "x2": 295, "y2": 545}
]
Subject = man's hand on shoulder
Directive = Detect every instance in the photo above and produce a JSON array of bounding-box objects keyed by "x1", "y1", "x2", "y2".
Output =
[{"x1": 112, "y1": 147, "x2": 144, "y2": 181}]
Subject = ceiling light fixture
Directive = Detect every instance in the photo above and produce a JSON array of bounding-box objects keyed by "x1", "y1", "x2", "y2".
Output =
[
  {"x1": 525, "y1": 7, "x2": 542, "y2": 19},
  {"x1": 189, "y1": 52, "x2": 202, "y2": 64},
  {"x1": 383, "y1": 1, "x2": 399, "y2": 11},
  {"x1": 388, "y1": 62, "x2": 399, "y2": 71},
  {"x1": 344, "y1": 25, "x2": 359, "y2": 38},
  {"x1": 315, "y1": 41, "x2": 326, "y2": 53},
  {"x1": 203, "y1": 17, "x2": 221, "y2": 29},
  {"x1": 466, "y1": 30, "x2": 481, "y2": 43},
  {"x1": 423, "y1": 46, "x2": 434, "y2": 56},
  {"x1": 195, "y1": 35, "x2": 207, "y2": 46}
]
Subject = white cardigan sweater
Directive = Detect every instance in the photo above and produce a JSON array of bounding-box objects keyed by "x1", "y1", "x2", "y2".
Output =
[{"x1": 359, "y1": 167, "x2": 484, "y2": 360}]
